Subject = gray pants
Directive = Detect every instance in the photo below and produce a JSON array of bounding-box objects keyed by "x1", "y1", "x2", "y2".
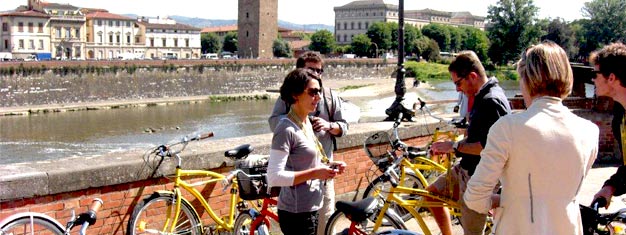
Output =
[{"x1": 316, "y1": 179, "x2": 335, "y2": 235}]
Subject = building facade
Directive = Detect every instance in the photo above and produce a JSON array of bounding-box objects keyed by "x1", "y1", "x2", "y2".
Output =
[
  {"x1": 83, "y1": 9, "x2": 144, "y2": 60},
  {"x1": 237, "y1": 0, "x2": 277, "y2": 59},
  {"x1": 29, "y1": 0, "x2": 87, "y2": 59},
  {"x1": 138, "y1": 17, "x2": 201, "y2": 59},
  {"x1": 334, "y1": 0, "x2": 485, "y2": 45},
  {"x1": 0, "y1": 10, "x2": 50, "y2": 60}
]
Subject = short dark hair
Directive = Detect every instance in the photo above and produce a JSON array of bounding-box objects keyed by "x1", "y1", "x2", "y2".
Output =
[
  {"x1": 590, "y1": 42, "x2": 626, "y2": 88},
  {"x1": 280, "y1": 68, "x2": 322, "y2": 105},
  {"x1": 448, "y1": 50, "x2": 486, "y2": 79},
  {"x1": 296, "y1": 51, "x2": 323, "y2": 68}
]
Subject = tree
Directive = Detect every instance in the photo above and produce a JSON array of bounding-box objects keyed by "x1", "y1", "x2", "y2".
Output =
[
  {"x1": 222, "y1": 32, "x2": 238, "y2": 53},
  {"x1": 350, "y1": 34, "x2": 371, "y2": 57},
  {"x1": 460, "y1": 26, "x2": 490, "y2": 63},
  {"x1": 540, "y1": 18, "x2": 577, "y2": 58},
  {"x1": 414, "y1": 36, "x2": 440, "y2": 62},
  {"x1": 487, "y1": 0, "x2": 539, "y2": 65},
  {"x1": 201, "y1": 33, "x2": 221, "y2": 54},
  {"x1": 389, "y1": 23, "x2": 421, "y2": 56},
  {"x1": 448, "y1": 26, "x2": 464, "y2": 52},
  {"x1": 367, "y1": 22, "x2": 392, "y2": 51},
  {"x1": 309, "y1": 29, "x2": 336, "y2": 54},
  {"x1": 421, "y1": 24, "x2": 451, "y2": 52},
  {"x1": 571, "y1": 19, "x2": 596, "y2": 61},
  {"x1": 582, "y1": 0, "x2": 626, "y2": 51},
  {"x1": 273, "y1": 38, "x2": 291, "y2": 58}
]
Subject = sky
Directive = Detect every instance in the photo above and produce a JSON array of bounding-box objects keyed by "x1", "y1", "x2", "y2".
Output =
[{"x1": 1, "y1": 0, "x2": 591, "y2": 26}]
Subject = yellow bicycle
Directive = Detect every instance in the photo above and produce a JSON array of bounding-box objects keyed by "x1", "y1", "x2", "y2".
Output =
[{"x1": 126, "y1": 132, "x2": 259, "y2": 235}]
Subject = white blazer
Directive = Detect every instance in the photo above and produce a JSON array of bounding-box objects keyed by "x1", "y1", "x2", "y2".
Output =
[{"x1": 464, "y1": 96, "x2": 599, "y2": 235}]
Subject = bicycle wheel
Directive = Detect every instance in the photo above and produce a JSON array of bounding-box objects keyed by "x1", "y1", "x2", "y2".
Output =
[
  {"x1": 233, "y1": 209, "x2": 270, "y2": 235},
  {"x1": 325, "y1": 209, "x2": 406, "y2": 235},
  {"x1": 363, "y1": 172, "x2": 424, "y2": 221},
  {"x1": 0, "y1": 213, "x2": 65, "y2": 235},
  {"x1": 127, "y1": 192, "x2": 203, "y2": 235}
]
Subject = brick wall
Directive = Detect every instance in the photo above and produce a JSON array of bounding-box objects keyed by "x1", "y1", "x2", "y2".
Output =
[{"x1": 0, "y1": 135, "x2": 431, "y2": 235}]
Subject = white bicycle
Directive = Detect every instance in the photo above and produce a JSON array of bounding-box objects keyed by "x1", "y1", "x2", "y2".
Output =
[{"x1": 0, "y1": 198, "x2": 103, "y2": 235}]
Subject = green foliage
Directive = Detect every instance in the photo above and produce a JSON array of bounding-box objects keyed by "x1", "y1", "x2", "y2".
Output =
[
  {"x1": 309, "y1": 29, "x2": 336, "y2": 54},
  {"x1": 577, "y1": 0, "x2": 626, "y2": 58},
  {"x1": 487, "y1": 65, "x2": 520, "y2": 80},
  {"x1": 350, "y1": 34, "x2": 372, "y2": 57},
  {"x1": 222, "y1": 32, "x2": 238, "y2": 53},
  {"x1": 414, "y1": 37, "x2": 440, "y2": 62},
  {"x1": 422, "y1": 24, "x2": 451, "y2": 52},
  {"x1": 334, "y1": 45, "x2": 352, "y2": 54},
  {"x1": 448, "y1": 26, "x2": 464, "y2": 52},
  {"x1": 540, "y1": 18, "x2": 577, "y2": 59},
  {"x1": 460, "y1": 26, "x2": 490, "y2": 63},
  {"x1": 367, "y1": 22, "x2": 392, "y2": 51},
  {"x1": 272, "y1": 38, "x2": 292, "y2": 57},
  {"x1": 404, "y1": 61, "x2": 449, "y2": 79},
  {"x1": 487, "y1": 0, "x2": 540, "y2": 65},
  {"x1": 201, "y1": 33, "x2": 221, "y2": 54}
]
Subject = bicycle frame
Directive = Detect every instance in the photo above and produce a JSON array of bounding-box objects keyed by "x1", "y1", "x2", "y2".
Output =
[
  {"x1": 163, "y1": 167, "x2": 241, "y2": 233},
  {"x1": 248, "y1": 198, "x2": 279, "y2": 235}
]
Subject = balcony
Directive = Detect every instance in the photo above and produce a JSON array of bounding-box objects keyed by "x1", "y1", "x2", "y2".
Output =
[{"x1": 50, "y1": 15, "x2": 85, "y2": 22}]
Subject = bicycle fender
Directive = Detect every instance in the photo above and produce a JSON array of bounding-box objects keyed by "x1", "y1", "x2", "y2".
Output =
[{"x1": 0, "y1": 212, "x2": 65, "y2": 231}]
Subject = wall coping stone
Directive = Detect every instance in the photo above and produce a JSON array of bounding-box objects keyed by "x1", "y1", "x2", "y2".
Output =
[{"x1": 0, "y1": 119, "x2": 445, "y2": 201}]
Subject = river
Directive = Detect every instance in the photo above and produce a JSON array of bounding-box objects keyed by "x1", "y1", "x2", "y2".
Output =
[{"x1": 0, "y1": 80, "x2": 594, "y2": 165}]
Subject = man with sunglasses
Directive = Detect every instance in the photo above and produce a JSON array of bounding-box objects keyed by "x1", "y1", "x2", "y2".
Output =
[
  {"x1": 427, "y1": 51, "x2": 511, "y2": 235},
  {"x1": 268, "y1": 51, "x2": 348, "y2": 235},
  {"x1": 591, "y1": 43, "x2": 626, "y2": 209}
]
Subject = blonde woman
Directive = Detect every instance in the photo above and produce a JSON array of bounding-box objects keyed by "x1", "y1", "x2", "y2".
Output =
[{"x1": 463, "y1": 41, "x2": 599, "y2": 234}]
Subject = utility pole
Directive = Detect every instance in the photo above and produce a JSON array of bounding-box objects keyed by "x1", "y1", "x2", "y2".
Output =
[{"x1": 385, "y1": 0, "x2": 413, "y2": 121}]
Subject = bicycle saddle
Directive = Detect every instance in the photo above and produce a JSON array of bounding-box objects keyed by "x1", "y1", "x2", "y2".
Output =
[
  {"x1": 224, "y1": 144, "x2": 254, "y2": 159},
  {"x1": 335, "y1": 197, "x2": 378, "y2": 222}
]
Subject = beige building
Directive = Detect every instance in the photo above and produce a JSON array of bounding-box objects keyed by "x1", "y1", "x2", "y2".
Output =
[
  {"x1": 238, "y1": 0, "x2": 277, "y2": 59},
  {"x1": 137, "y1": 17, "x2": 201, "y2": 59},
  {"x1": 334, "y1": 0, "x2": 485, "y2": 45},
  {"x1": 83, "y1": 9, "x2": 145, "y2": 60},
  {"x1": 0, "y1": 10, "x2": 50, "y2": 60},
  {"x1": 29, "y1": 0, "x2": 87, "y2": 59}
]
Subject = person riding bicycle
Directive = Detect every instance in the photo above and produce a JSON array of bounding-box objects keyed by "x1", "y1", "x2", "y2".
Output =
[
  {"x1": 267, "y1": 68, "x2": 347, "y2": 235},
  {"x1": 427, "y1": 50, "x2": 511, "y2": 235},
  {"x1": 268, "y1": 51, "x2": 348, "y2": 235},
  {"x1": 591, "y1": 43, "x2": 626, "y2": 209},
  {"x1": 464, "y1": 41, "x2": 599, "y2": 234}
]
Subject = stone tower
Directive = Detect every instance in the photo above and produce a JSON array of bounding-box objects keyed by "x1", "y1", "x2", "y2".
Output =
[
  {"x1": 28, "y1": 0, "x2": 44, "y2": 11},
  {"x1": 238, "y1": 0, "x2": 277, "y2": 59}
]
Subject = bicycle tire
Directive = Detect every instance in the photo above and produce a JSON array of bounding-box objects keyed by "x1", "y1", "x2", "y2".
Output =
[
  {"x1": 363, "y1": 172, "x2": 424, "y2": 221},
  {"x1": 325, "y1": 210, "x2": 406, "y2": 235},
  {"x1": 0, "y1": 213, "x2": 65, "y2": 235},
  {"x1": 233, "y1": 209, "x2": 270, "y2": 235},
  {"x1": 127, "y1": 191, "x2": 203, "y2": 235}
]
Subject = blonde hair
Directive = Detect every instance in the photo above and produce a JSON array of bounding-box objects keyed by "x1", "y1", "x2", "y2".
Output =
[{"x1": 517, "y1": 41, "x2": 572, "y2": 99}]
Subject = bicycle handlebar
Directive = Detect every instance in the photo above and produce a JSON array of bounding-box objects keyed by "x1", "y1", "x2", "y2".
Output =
[{"x1": 154, "y1": 132, "x2": 215, "y2": 159}]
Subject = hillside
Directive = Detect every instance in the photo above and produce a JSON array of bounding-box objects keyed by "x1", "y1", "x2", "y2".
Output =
[{"x1": 125, "y1": 14, "x2": 333, "y2": 32}]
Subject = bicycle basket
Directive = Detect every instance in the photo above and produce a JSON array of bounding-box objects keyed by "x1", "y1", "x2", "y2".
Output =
[
  {"x1": 364, "y1": 131, "x2": 394, "y2": 172},
  {"x1": 235, "y1": 155, "x2": 280, "y2": 200}
]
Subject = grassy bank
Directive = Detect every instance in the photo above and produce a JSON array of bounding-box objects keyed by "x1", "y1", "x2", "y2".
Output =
[{"x1": 404, "y1": 61, "x2": 519, "y2": 81}]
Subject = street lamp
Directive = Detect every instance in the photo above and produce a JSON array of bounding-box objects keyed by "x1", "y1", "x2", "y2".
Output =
[
  {"x1": 385, "y1": 0, "x2": 413, "y2": 121},
  {"x1": 371, "y1": 42, "x2": 378, "y2": 58}
]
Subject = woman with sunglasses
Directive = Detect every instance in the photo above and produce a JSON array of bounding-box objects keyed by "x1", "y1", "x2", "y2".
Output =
[{"x1": 267, "y1": 68, "x2": 347, "y2": 235}]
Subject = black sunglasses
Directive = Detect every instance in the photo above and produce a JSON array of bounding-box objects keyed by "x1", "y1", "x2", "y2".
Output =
[
  {"x1": 306, "y1": 88, "x2": 322, "y2": 97},
  {"x1": 307, "y1": 67, "x2": 324, "y2": 74},
  {"x1": 453, "y1": 76, "x2": 466, "y2": 87}
]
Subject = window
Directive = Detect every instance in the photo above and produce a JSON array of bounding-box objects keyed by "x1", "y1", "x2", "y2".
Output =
[
  {"x1": 116, "y1": 35, "x2": 120, "y2": 43},
  {"x1": 126, "y1": 21, "x2": 130, "y2": 27},
  {"x1": 18, "y1": 39, "x2": 24, "y2": 49},
  {"x1": 3, "y1": 39, "x2": 8, "y2": 49},
  {"x1": 38, "y1": 23, "x2": 43, "y2": 33},
  {"x1": 358, "y1": 22, "x2": 361, "y2": 29},
  {"x1": 97, "y1": 20, "x2": 102, "y2": 26},
  {"x1": 246, "y1": 12, "x2": 249, "y2": 18},
  {"x1": 2, "y1": 23, "x2": 7, "y2": 32},
  {"x1": 343, "y1": 35, "x2": 347, "y2": 42},
  {"x1": 18, "y1": 22, "x2": 23, "y2": 32},
  {"x1": 344, "y1": 22, "x2": 347, "y2": 30},
  {"x1": 337, "y1": 35, "x2": 340, "y2": 42},
  {"x1": 127, "y1": 35, "x2": 131, "y2": 44},
  {"x1": 39, "y1": 39, "x2": 44, "y2": 49},
  {"x1": 75, "y1": 29, "x2": 80, "y2": 38},
  {"x1": 150, "y1": 38, "x2": 154, "y2": 47},
  {"x1": 108, "y1": 21, "x2": 112, "y2": 26},
  {"x1": 162, "y1": 29, "x2": 165, "y2": 33},
  {"x1": 65, "y1": 27, "x2": 71, "y2": 38},
  {"x1": 109, "y1": 34, "x2": 113, "y2": 43},
  {"x1": 135, "y1": 36, "x2": 139, "y2": 43},
  {"x1": 185, "y1": 39, "x2": 189, "y2": 47},
  {"x1": 116, "y1": 21, "x2": 120, "y2": 27},
  {"x1": 75, "y1": 46, "x2": 81, "y2": 57},
  {"x1": 162, "y1": 38, "x2": 166, "y2": 46},
  {"x1": 97, "y1": 33, "x2": 102, "y2": 43},
  {"x1": 29, "y1": 40, "x2": 34, "y2": 49},
  {"x1": 28, "y1": 22, "x2": 33, "y2": 32},
  {"x1": 365, "y1": 22, "x2": 369, "y2": 29},
  {"x1": 246, "y1": 31, "x2": 249, "y2": 37},
  {"x1": 174, "y1": 39, "x2": 178, "y2": 47},
  {"x1": 56, "y1": 27, "x2": 61, "y2": 38},
  {"x1": 337, "y1": 23, "x2": 340, "y2": 30},
  {"x1": 351, "y1": 22, "x2": 354, "y2": 29}
]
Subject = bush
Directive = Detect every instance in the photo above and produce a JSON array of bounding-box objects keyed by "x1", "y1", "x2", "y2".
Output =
[{"x1": 404, "y1": 61, "x2": 449, "y2": 80}]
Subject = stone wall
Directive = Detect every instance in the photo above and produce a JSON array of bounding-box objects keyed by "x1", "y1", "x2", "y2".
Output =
[{"x1": 0, "y1": 60, "x2": 396, "y2": 107}]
